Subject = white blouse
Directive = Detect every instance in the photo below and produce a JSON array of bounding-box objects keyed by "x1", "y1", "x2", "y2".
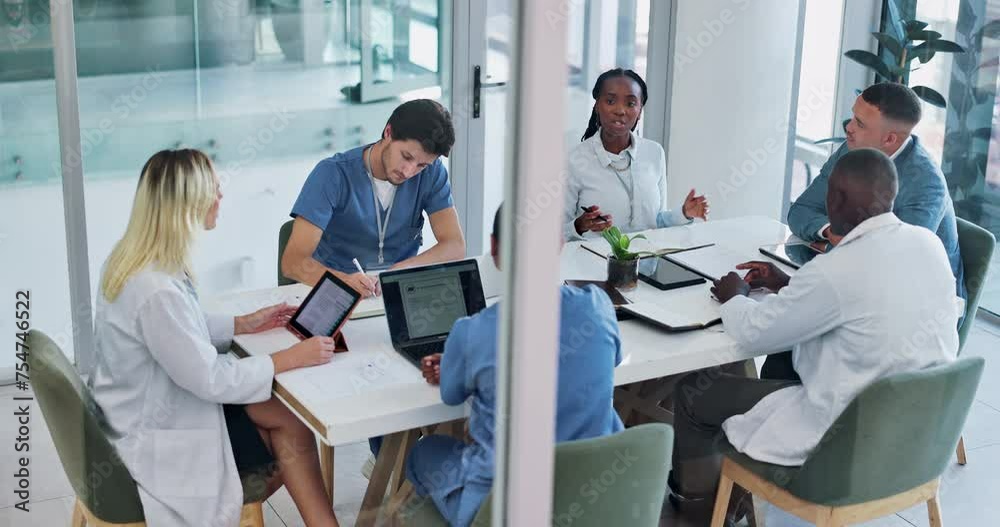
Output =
[{"x1": 563, "y1": 131, "x2": 689, "y2": 240}]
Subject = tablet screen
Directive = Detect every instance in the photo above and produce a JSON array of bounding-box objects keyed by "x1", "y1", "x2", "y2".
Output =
[
  {"x1": 289, "y1": 272, "x2": 361, "y2": 339},
  {"x1": 638, "y1": 257, "x2": 706, "y2": 289}
]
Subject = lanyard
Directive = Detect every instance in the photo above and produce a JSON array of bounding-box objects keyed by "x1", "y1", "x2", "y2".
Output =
[
  {"x1": 366, "y1": 145, "x2": 396, "y2": 265},
  {"x1": 608, "y1": 155, "x2": 634, "y2": 226}
]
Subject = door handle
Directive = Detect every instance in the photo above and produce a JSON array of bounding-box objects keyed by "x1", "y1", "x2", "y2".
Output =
[{"x1": 473, "y1": 65, "x2": 507, "y2": 118}]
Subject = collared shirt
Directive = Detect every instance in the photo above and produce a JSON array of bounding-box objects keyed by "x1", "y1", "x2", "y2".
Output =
[
  {"x1": 814, "y1": 135, "x2": 912, "y2": 239},
  {"x1": 563, "y1": 131, "x2": 689, "y2": 241},
  {"x1": 89, "y1": 266, "x2": 275, "y2": 526},
  {"x1": 291, "y1": 144, "x2": 454, "y2": 272},
  {"x1": 437, "y1": 285, "x2": 625, "y2": 519},
  {"x1": 787, "y1": 135, "x2": 965, "y2": 300},
  {"x1": 720, "y1": 213, "x2": 959, "y2": 466}
]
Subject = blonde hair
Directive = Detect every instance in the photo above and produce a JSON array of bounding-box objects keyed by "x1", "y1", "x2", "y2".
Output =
[{"x1": 101, "y1": 149, "x2": 218, "y2": 301}]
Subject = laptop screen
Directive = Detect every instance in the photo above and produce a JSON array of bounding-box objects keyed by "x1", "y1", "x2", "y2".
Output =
[{"x1": 380, "y1": 259, "x2": 487, "y2": 344}]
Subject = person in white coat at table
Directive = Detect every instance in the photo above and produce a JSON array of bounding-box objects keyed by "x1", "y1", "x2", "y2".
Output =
[
  {"x1": 88, "y1": 149, "x2": 340, "y2": 527},
  {"x1": 564, "y1": 68, "x2": 709, "y2": 240}
]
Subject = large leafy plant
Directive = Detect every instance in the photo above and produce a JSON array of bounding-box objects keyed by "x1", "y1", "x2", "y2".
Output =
[
  {"x1": 601, "y1": 226, "x2": 651, "y2": 261},
  {"x1": 845, "y1": 19, "x2": 965, "y2": 108},
  {"x1": 816, "y1": 7, "x2": 967, "y2": 146}
]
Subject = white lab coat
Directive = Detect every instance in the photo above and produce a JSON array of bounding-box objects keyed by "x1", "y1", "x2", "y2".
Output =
[
  {"x1": 88, "y1": 267, "x2": 275, "y2": 526},
  {"x1": 720, "y1": 213, "x2": 959, "y2": 466}
]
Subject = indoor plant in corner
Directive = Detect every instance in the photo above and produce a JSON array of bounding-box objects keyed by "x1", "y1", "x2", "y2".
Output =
[{"x1": 601, "y1": 226, "x2": 650, "y2": 291}]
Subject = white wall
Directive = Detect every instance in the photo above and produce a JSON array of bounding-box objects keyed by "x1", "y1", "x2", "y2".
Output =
[{"x1": 666, "y1": 0, "x2": 803, "y2": 220}]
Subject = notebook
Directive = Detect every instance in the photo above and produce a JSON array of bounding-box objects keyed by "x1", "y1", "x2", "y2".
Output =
[
  {"x1": 619, "y1": 301, "x2": 722, "y2": 332},
  {"x1": 663, "y1": 245, "x2": 753, "y2": 281}
]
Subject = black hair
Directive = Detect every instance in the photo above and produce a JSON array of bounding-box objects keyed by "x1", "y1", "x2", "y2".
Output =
[
  {"x1": 582, "y1": 68, "x2": 649, "y2": 141},
  {"x1": 831, "y1": 148, "x2": 899, "y2": 208},
  {"x1": 860, "y1": 83, "x2": 922, "y2": 126},
  {"x1": 385, "y1": 99, "x2": 455, "y2": 157},
  {"x1": 492, "y1": 204, "x2": 502, "y2": 242}
]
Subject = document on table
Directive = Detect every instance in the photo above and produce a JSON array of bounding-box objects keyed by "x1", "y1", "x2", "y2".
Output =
[
  {"x1": 580, "y1": 239, "x2": 708, "y2": 259},
  {"x1": 663, "y1": 245, "x2": 754, "y2": 281},
  {"x1": 277, "y1": 350, "x2": 421, "y2": 402},
  {"x1": 620, "y1": 300, "x2": 722, "y2": 332},
  {"x1": 350, "y1": 295, "x2": 386, "y2": 319}
]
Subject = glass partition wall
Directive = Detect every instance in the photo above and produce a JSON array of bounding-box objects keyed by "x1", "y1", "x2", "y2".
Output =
[
  {"x1": 880, "y1": 0, "x2": 1000, "y2": 314},
  {"x1": 0, "y1": 0, "x2": 452, "y2": 374}
]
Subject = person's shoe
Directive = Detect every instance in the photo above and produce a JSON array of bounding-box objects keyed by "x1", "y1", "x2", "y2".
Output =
[
  {"x1": 361, "y1": 454, "x2": 375, "y2": 479},
  {"x1": 667, "y1": 485, "x2": 751, "y2": 526}
]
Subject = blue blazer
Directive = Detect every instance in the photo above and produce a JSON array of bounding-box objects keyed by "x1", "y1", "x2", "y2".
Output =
[{"x1": 787, "y1": 135, "x2": 966, "y2": 299}]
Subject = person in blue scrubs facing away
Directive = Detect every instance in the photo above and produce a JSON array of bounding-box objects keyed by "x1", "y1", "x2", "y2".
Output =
[
  {"x1": 404, "y1": 205, "x2": 625, "y2": 527},
  {"x1": 282, "y1": 99, "x2": 466, "y2": 296}
]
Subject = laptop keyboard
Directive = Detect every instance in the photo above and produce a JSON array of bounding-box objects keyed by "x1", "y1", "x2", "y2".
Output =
[{"x1": 402, "y1": 341, "x2": 446, "y2": 365}]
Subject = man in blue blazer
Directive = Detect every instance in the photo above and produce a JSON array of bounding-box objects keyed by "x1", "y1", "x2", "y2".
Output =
[{"x1": 774, "y1": 82, "x2": 965, "y2": 380}]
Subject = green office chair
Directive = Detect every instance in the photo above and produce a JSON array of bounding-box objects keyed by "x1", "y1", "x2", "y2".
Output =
[
  {"x1": 394, "y1": 423, "x2": 674, "y2": 527},
  {"x1": 26, "y1": 330, "x2": 271, "y2": 527},
  {"x1": 278, "y1": 219, "x2": 295, "y2": 286},
  {"x1": 712, "y1": 357, "x2": 985, "y2": 527},
  {"x1": 954, "y1": 217, "x2": 996, "y2": 465}
]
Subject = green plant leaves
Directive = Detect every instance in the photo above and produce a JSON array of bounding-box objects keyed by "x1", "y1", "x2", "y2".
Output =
[
  {"x1": 872, "y1": 32, "x2": 904, "y2": 58},
  {"x1": 912, "y1": 39, "x2": 965, "y2": 56},
  {"x1": 912, "y1": 85, "x2": 947, "y2": 107},
  {"x1": 977, "y1": 19, "x2": 1000, "y2": 40},
  {"x1": 908, "y1": 29, "x2": 943, "y2": 41},
  {"x1": 844, "y1": 49, "x2": 893, "y2": 80},
  {"x1": 601, "y1": 227, "x2": 647, "y2": 261},
  {"x1": 972, "y1": 127, "x2": 994, "y2": 140},
  {"x1": 905, "y1": 20, "x2": 929, "y2": 33}
]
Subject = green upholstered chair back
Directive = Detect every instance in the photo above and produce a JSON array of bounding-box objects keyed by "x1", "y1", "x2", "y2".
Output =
[
  {"x1": 278, "y1": 219, "x2": 295, "y2": 286},
  {"x1": 26, "y1": 330, "x2": 145, "y2": 523},
  {"x1": 786, "y1": 357, "x2": 984, "y2": 506},
  {"x1": 399, "y1": 423, "x2": 673, "y2": 526},
  {"x1": 956, "y1": 218, "x2": 996, "y2": 349}
]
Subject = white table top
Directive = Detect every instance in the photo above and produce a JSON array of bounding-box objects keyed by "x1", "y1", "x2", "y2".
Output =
[{"x1": 207, "y1": 216, "x2": 797, "y2": 445}]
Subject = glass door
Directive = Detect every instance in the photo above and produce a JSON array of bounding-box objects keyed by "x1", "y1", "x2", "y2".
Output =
[
  {"x1": 469, "y1": 0, "x2": 652, "y2": 254},
  {"x1": 358, "y1": 0, "x2": 448, "y2": 102}
]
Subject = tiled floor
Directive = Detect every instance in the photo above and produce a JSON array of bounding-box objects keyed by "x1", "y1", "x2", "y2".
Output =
[{"x1": 2, "y1": 320, "x2": 998, "y2": 526}]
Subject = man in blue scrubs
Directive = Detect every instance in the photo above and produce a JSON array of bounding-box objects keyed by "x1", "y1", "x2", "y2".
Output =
[
  {"x1": 282, "y1": 99, "x2": 466, "y2": 296},
  {"x1": 404, "y1": 206, "x2": 625, "y2": 527}
]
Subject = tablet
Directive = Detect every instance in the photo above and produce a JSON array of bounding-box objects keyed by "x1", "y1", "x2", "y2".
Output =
[
  {"x1": 759, "y1": 242, "x2": 821, "y2": 269},
  {"x1": 288, "y1": 271, "x2": 362, "y2": 339},
  {"x1": 638, "y1": 257, "x2": 707, "y2": 291}
]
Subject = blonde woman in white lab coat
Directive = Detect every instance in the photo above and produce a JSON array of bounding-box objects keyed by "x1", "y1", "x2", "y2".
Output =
[{"x1": 88, "y1": 149, "x2": 340, "y2": 526}]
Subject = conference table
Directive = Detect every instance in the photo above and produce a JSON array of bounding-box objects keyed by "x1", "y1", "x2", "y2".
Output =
[{"x1": 204, "y1": 215, "x2": 798, "y2": 525}]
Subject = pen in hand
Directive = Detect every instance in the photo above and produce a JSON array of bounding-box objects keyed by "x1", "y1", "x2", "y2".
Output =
[
  {"x1": 580, "y1": 205, "x2": 609, "y2": 223},
  {"x1": 351, "y1": 258, "x2": 377, "y2": 297}
]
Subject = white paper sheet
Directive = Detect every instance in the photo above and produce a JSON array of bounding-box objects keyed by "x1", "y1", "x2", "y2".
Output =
[{"x1": 664, "y1": 245, "x2": 756, "y2": 280}]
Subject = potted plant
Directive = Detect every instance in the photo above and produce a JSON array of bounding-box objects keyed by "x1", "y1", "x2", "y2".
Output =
[
  {"x1": 601, "y1": 226, "x2": 650, "y2": 291},
  {"x1": 815, "y1": 3, "x2": 967, "y2": 145}
]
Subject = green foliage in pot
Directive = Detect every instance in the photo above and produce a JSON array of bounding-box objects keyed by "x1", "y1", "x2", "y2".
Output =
[
  {"x1": 600, "y1": 226, "x2": 652, "y2": 261},
  {"x1": 815, "y1": 1, "x2": 967, "y2": 145}
]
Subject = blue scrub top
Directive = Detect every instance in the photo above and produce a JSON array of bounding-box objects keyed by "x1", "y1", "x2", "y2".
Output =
[
  {"x1": 438, "y1": 284, "x2": 625, "y2": 496},
  {"x1": 290, "y1": 144, "x2": 454, "y2": 273}
]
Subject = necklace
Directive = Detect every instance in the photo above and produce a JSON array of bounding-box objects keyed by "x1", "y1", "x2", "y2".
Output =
[{"x1": 607, "y1": 153, "x2": 634, "y2": 226}]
